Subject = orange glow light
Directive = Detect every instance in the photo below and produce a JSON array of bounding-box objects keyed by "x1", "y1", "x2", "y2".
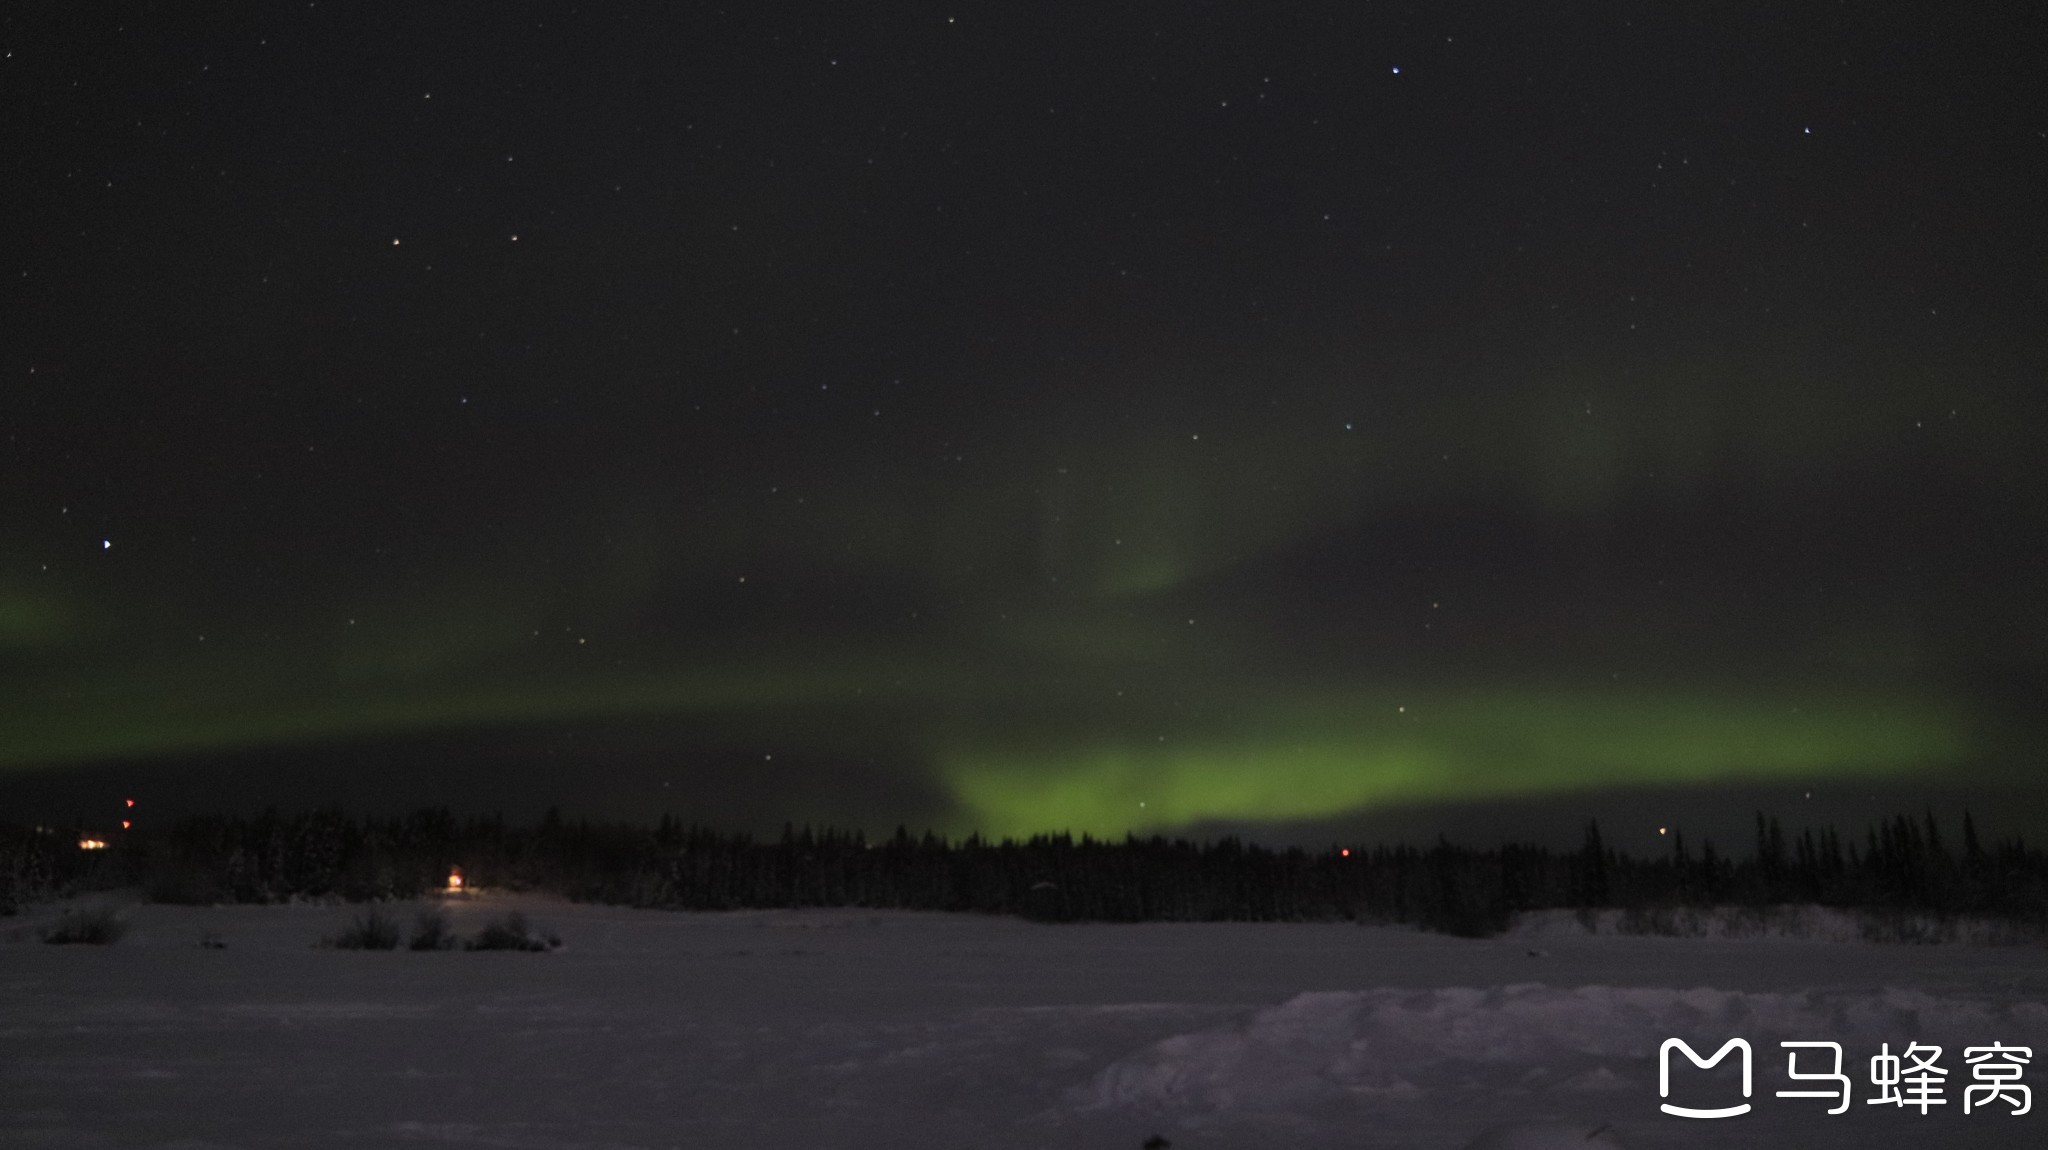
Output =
[
  {"x1": 78, "y1": 838, "x2": 107, "y2": 850},
  {"x1": 447, "y1": 868, "x2": 465, "y2": 892}
]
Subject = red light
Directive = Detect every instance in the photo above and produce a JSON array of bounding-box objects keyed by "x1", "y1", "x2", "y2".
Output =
[
  {"x1": 121, "y1": 820, "x2": 131, "y2": 829},
  {"x1": 125, "y1": 798, "x2": 136, "y2": 808},
  {"x1": 1340, "y1": 848, "x2": 1350, "y2": 857}
]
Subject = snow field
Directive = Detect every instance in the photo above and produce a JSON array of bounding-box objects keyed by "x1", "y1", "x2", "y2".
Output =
[{"x1": 3, "y1": 893, "x2": 2044, "y2": 1149}]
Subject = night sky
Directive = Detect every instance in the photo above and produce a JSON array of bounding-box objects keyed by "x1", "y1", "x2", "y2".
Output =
[{"x1": 5, "y1": 3, "x2": 2044, "y2": 848}]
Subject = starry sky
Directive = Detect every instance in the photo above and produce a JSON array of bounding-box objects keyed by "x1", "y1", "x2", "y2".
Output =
[{"x1": 4, "y1": 3, "x2": 2044, "y2": 847}]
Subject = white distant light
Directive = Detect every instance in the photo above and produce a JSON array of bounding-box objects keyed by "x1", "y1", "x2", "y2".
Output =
[
  {"x1": 102, "y1": 539, "x2": 111, "y2": 549},
  {"x1": 1391, "y1": 66, "x2": 1401, "y2": 74}
]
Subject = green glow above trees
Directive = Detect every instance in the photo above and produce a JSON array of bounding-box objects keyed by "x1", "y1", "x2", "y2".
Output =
[{"x1": 939, "y1": 688, "x2": 1970, "y2": 839}]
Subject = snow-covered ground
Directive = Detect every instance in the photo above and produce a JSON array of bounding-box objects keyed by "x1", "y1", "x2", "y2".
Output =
[{"x1": 4, "y1": 893, "x2": 2044, "y2": 1148}]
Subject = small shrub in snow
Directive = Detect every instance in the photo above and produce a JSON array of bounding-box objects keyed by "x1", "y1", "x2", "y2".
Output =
[
  {"x1": 1858, "y1": 910, "x2": 1956, "y2": 945},
  {"x1": 42, "y1": 906, "x2": 126, "y2": 945},
  {"x1": 409, "y1": 908, "x2": 456, "y2": 950},
  {"x1": 326, "y1": 905, "x2": 401, "y2": 950},
  {"x1": 466, "y1": 911, "x2": 557, "y2": 951}
]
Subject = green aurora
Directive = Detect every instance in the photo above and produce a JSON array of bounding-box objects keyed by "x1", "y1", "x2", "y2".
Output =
[
  {"x1": 0, "y1": 577, "x2": 1985, "y2": 838},
  {"x1": 938, "y1": 687, "x2": 1970, "y2": 840},
  {"x1": 2, "y1": 371, "x2": 2033, "y2": 835}
]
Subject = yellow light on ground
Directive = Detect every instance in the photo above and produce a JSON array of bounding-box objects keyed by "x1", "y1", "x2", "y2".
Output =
[{"x1": 447, "y1": 867, "x2": 465, "y2": 893}]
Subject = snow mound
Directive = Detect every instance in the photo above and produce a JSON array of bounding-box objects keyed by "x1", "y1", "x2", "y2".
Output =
[
  {"x1": 1512, "y1": 905, "x2": 2043, "y2": 944},
  {"x1": 1080, "y1": 983, "x2": 2048, "y2": 1114}
]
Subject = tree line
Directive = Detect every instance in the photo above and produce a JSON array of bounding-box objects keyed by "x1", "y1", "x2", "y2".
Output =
[{"x1": 3, "y1": 807, "x2": 2043, "y2": 938}]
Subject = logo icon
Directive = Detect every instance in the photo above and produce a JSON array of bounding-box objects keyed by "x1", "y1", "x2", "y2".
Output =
[{"x1": 1660, "y1": 1038, "x2": 1753, "y2": 1118}]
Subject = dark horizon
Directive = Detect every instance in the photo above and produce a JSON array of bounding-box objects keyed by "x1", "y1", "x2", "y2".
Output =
[{"x1": 5, "y1": 3, "x2": 2043, "y2": 846}]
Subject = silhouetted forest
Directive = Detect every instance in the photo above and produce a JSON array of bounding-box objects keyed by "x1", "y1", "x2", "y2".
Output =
[{"x1": 4, "y1": 808, "x2": 2043, "y2": 938}]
